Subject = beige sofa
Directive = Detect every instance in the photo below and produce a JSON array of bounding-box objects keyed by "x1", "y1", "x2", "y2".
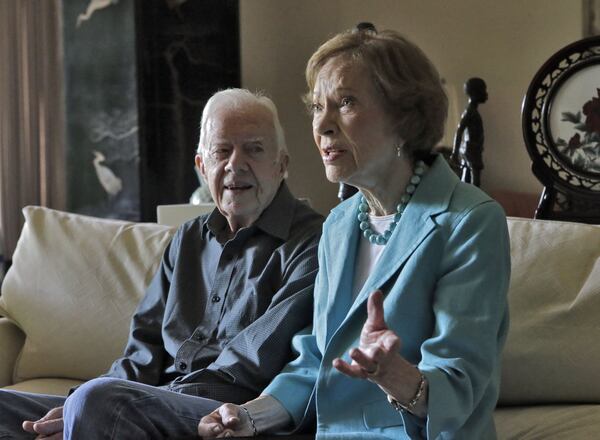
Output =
[
  {"x1": 1, "y1": 206, "x2": 599, "y2": 439},
  {"x1": 0, "y1": 206, "x2": 175, "y2": 396}
]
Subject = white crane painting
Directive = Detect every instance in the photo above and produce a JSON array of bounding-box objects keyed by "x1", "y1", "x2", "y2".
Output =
[
  {"x1": 76, "y1": 0, "x2": 119, "y2": 28},
  {"x1": 92, "y1": 151, "x2": 123, "y2": 197}
]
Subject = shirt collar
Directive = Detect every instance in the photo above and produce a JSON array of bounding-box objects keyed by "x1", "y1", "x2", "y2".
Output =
[{"x1": 203, "y1": 181, "x2": 296, "y2": 241}]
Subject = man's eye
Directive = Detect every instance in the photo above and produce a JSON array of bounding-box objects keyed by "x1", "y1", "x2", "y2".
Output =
[
  {"x1": 247, "y1": 145, "x2": 264, "y2": 154},
  {"x1": 212, "y1": 149, "x2": 230, "y2": 158}
]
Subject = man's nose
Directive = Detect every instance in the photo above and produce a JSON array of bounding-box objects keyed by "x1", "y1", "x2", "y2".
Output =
[{"x1": 224, "y1": 148, "x2": 249, "y2": 173}]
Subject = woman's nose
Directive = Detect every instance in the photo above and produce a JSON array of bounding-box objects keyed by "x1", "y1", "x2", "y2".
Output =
[
  {"x1": 313, "y1": 107, "x2": 337, "y2": 137},
  {"x1": 224, "y1": 148, "x2": 249, "y2": 173}
]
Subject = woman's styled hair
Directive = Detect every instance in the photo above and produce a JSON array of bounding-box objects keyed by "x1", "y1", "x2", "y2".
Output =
[{"x1": 305, "y1": 26, "x2": 448, "y2": 157}]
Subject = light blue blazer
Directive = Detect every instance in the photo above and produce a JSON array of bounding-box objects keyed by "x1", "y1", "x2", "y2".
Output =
[{"x1": 264, "y1": 156, "x2": 510, "y2": 439}]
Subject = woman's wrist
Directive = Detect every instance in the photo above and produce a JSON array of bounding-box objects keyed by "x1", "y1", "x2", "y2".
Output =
[
  {"x1": 374, "y1": 356, "x2": 429, "y2": 418},
  {"x1": 386, "y1": 370, "x2": 427, "y2": 415}
]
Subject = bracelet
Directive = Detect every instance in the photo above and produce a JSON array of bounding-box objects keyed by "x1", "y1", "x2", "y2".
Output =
[
  {"x1": 240, "y1": 406, "x2": 258, "y2": 437},
  {"x1": 387, "y1": 370, "x2": 426, "y2": 414}
]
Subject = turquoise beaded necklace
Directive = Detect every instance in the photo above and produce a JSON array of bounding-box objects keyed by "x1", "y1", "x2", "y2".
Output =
[{"x1": 358, "y1": 160, "x2": 426, "y2": 245}]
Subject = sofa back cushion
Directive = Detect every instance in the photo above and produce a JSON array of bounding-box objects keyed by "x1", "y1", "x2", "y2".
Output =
[
  {"x1": 0, "y1": 206, "x2": 174, "y2": 383},
  {"x1": 499, "y1": 217, "x2": 600, "y2": 404}
]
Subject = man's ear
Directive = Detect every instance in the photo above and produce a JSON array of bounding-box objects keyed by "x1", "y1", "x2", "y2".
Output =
[
  {"x1": 279, "y1": 153, "x2": 290, "y2": 176},
  {"x1": 195, "y1": 152, "x2": 206, "y2": 180}
]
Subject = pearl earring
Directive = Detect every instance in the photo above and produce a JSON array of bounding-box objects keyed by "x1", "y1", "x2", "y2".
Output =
[{"x1": 396, "y1": 144, "x2": 402, "y2": 157}]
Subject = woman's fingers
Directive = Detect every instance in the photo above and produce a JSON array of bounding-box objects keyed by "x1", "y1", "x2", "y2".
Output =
[
  {"x1": 334, "y1": 291, "x2": 404, "y2": 382},
  {"x1": 332, "y1": 357, "x2": 367, "y2": 378},
  {"x1": 339, "y1": 332, "x2": 402, "y2": 378},
  {"x1": 349, "y1": 347, "x2": 380, "y2": 374},
  {"x1": 356, "y1": 332, "x2": 400, "y2": 361},
  {"x1": 380, "y1": 331, "x2": 402, "y2": 352},
  {"x1": 365, "y1": 290, "x2": 387, "y2": 331},
  {"x1": 333, "y1": 349, "x2": 380, "y2": 379}
]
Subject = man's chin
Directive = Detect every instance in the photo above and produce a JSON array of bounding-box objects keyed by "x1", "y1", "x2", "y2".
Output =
[
  {"x1": 221, "y1": 199, "x2": 260, "y2": 220},
  {"x1": 222, "y1": 190, "x2": 255, "y2": 205}
]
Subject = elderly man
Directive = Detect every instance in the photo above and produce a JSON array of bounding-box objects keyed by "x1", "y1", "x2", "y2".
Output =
[{"x1": 0, "y1": 89, "x2": 323, "y2": 439}]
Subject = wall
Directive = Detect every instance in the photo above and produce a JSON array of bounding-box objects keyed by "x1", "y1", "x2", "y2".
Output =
[
  {"x1": 240, "y1": 1, "x2": 344, "y2": 214},
  {"x1": 241, "y1": 0, "x2": 583, "y2": 215}
]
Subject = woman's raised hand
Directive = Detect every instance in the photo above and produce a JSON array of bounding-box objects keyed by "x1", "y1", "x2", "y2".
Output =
[
  {"x1": 197, "y1": 404, "x2": 254, "y2": 439},
  {"x1": 332, "y1": 290, "x2": 402, "y2": 382}
]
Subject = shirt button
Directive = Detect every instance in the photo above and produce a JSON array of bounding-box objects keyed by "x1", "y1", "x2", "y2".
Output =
[
  {"x1": 179, "y1": 361, "x2": 187, "y2": 371},
  {"x1": 211, "y1": 295, "x2": 221, "y2": 303}
]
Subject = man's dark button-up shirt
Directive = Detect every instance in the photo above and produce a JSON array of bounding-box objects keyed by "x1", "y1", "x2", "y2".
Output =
[{"x1": 104, "y1": 183, "x2": 323, "y2": 404}]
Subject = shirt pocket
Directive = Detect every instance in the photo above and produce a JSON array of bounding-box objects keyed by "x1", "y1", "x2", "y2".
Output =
[{"x1": 362, "y1": 398, "x2": 405, "y2": 429}]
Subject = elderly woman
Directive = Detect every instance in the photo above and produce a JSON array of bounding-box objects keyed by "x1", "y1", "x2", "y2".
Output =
[{"x1": 198, "y1": 25, "x2": 510, "y2": 439}]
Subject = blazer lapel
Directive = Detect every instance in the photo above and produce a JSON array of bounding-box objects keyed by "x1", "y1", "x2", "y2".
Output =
[
  {"x1": 339, "y1": 156, "x2": 460, "y2": 327},
  {"x1": 322, "y1": 196, "x2": 361, "y2": 339}
]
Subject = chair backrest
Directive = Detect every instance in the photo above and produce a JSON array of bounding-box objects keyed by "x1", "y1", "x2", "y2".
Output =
[
  {"x1": 156, "y1": 203, "x2": 215, "y2": 227},
  {"x1": 522, "y1": 35, "x2": 600, "y2": 224}
]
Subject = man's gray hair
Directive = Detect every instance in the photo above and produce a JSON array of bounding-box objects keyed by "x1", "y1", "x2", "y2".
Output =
[{"x1": 197, "y1": 88, "x2": 288, "y2": 158}]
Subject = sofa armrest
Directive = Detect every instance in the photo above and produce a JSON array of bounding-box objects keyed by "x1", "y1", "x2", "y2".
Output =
[{"x1": 0, "y1": 317, "x2": 25, "y2": 387}]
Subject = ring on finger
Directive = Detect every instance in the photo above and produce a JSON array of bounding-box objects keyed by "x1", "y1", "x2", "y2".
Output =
[{"x1": 365, "y1": 363, "x2": 380, "y2": 376}]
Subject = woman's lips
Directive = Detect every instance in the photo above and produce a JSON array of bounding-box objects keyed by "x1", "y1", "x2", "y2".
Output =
[{"x1": 322, "y1": 148, "x2": 346, "y2": 163}]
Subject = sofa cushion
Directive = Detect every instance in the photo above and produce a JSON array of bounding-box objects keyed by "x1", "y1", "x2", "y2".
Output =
[
  {"x1": 499, "y1": 217, "x2": 600, "y2": 404},
  {"x1": 3, "y1": 378, "x2": 85, "y2": 396},
  {"x1": 0, "y1": 317, "x2": 25, "y2": 387},
  {"x1": 0, "y1": 206, "x2": 174, "y2": 383},
  {"x1": 494, "y1": 404, "x2": 600, "y2": 439}
]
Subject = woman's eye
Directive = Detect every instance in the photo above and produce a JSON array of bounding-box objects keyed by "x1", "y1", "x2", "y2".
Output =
[
  {"x1": 310, "y1": 103, "x2": 323, "y2": 113},
  {"x1": 341, "y1": 97, "x2": 354, "y2": 107}
]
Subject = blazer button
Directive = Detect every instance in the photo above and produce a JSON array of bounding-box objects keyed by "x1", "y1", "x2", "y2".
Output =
[
  {"x1": 211, "y1": 295, "x2": 221, "y2": 303},
  {"x1": 179, "y1": 361, "x2": 187, "y2": 371}
]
